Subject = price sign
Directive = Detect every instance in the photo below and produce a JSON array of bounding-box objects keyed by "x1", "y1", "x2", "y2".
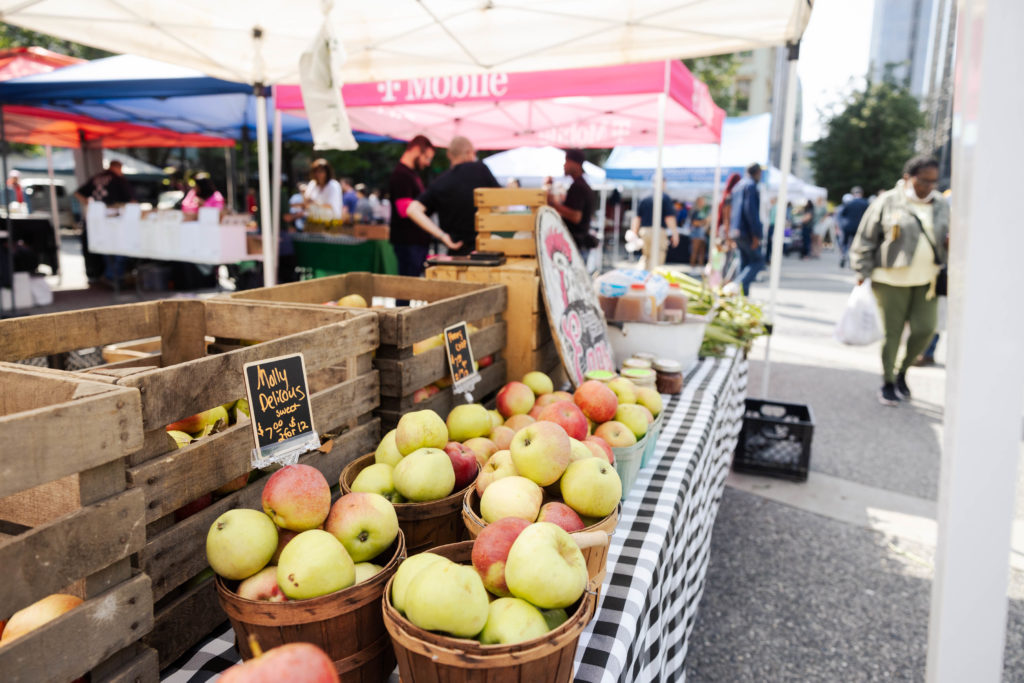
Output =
[
  {"x1": 243, "y1": 353, "x2": 321, "y2": 468},
  {"x1": 443, "y1": 321, "x2": 481, "y2": 398}
]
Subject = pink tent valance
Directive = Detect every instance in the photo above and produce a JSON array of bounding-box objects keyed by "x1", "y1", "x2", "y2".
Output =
[{"x1": 276, "y1": 60, "x2": 724, "y2": 149}]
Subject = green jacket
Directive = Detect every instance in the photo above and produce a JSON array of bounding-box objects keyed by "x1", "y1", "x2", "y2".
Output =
[{"x1": 850, "y1": 181, "x2": 949, "y2": 281}]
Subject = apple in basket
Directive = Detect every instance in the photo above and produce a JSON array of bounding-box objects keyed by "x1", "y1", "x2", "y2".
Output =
[
  {"x1": 510, "y1": 420, "x2": 571, "y2": 486},
  {"x1": 496, "y1": 381, "x2": 536, "y2": 418},
  {"x1": 490, "y1": 424, "x2": 516, "y2": 451},
  {"x1": 615, "y1": 403, "x2": 654, "y2": 440},
  {"x1": 395, "y1": 409, "x2": 449, "y2": 455},
  {"x1": 324, "y1": 492, "x2": 399, "y2": 563},
  {"x1": 276, "y1": 530, "x2": 355, "y2": 599},
  {"x1": 479, "y1": 597, "x2": 550, "y2": 645},
  {"x1": 607, "y1": 377, "x2": 638, "y2": 405},
  {"x1": 354, "y1": 562, "x2": 384, "y2": 583},
  {"x1": 573, "y1": 380, "x2": 619, "y2": 423},
  {"x1": 219, "y1": 640, "x2": 339, "y2": 683},
  {"x1": 583, "y1": 436, "x2": 615, "y2": 465},
  {"x1": 350, "y1": 462, "x2": 404, "y2": 504},
  {"x1": 560, "y1": 457, "x2": 622, "y2": 519},
  {"x1": 476, "y1": 450, "x2": 517, "y2": 496},
  {"x1": 261, "y1": 464, "x2": 332, "y2": 531},
  {"x1": 391, "y1": 553, "x2": 449, "y2": 615},
  {"x1": 593, "y1": 420, "x2": 637, "y2": 448},
  {"x1": 237, "y1": 567, "x2": 287, "y2": 603},
  {"x1": 480, "y1": 475, "x2": 543, "y2": 523},
  {"x1": 402, "y1": 557, "x2": 491, "y2": 638},
  {"x1": 463, "y1": 437, "x2": 498, "y2": 465},
  {"x1": 443, "y1": 441, "x2": 480, "y2": 490},
  {"x1": 393, "y1": 447, "x2": 456, "y2": 501},
  {"x1": 537, "y1": 400, "x2": 589, "y2": 441},
  {"x1": 504, "y1": 522, "x2": 589, "y2": 609},
  {"x1": 471, "y1": 516, "x2": 531, "y2": 597},
  {"x1": 374, "y1": 429, "x2": 404, "y2": 467},
  {"x1": 503, "y1": 414, "x2": 535, "y2": 432},
  {"x1": 487, "y1": 409, "x2": 505, "y2": 430},
  {"x1": 537, "y1": 501, "x2": 586, "y2": 533},
  {"x1": 635, "y1": 386, "x2": 663, "y2": 418},
  {"x1": 521, "y1": 370, "x2": 554, "y2": 396},
  {"x1": 206, "y1": 509, "x2": 279, "y2": 580},
  {"x1": 446, "y1": 403, "x2": 492, "y2": 442},
  {"x1": 568, "y1": 437, "x2": 594, "y2": 463}
]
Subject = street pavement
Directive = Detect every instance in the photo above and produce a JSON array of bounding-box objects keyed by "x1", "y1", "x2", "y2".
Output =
[{"x1": 685, "y1": 249, "x2": 1024, "y2": 680}]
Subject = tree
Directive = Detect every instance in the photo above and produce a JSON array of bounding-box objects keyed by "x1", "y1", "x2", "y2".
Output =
[
  {"x1": 0, "y1": 24, "x2": 112, "y2": 59},
  {"x1": 683, "y1": 55, "x2": 742, "y2": 116},
  {"x1": 810, "y1": 80, "x2": 924, "y2": 202}
]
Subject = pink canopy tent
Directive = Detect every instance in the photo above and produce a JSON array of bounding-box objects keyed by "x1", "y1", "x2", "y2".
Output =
[{"x1": 275, "y1": 60, "x2": 724, "y2": 149}]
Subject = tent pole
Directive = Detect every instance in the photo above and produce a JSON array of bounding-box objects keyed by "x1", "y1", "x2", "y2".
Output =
[
  {"x1": 761, "y1": 42, "x2": 800, "y2": 398},
  {"x1": 224, "y1": 146, "x2": 235, "y2": 213},
  {"x1": 255, "y1": 87, "x2": 276, "y2": 287},
  {"x1": 1, "y1": 111, "x2": 15, "y2": 317},
  {"x1": 596, "y1": 187, "x2": 607, "y2": 273},
  {"x1": 927, "y1": 0, "x2": 1024, "y2": 678},
  {"x1": 708, "y1": 143, "x2": 723, "y2": 282},
  {"x1": 272, "y1": 106, "x2": 282, "y2": 254},
  {"x1": 44, "y1": 144, "x2": 63, "y2": 285},
  {"x1": 649, "y1": 60, "x2": 670, "y2": 271},
  {"x1": 612, "y1": 196, "x2": 621, "y2": 265}
]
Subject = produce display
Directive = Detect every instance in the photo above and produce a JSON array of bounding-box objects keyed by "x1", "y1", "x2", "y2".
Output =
[{"x1": 657, "y1": 270, "x2": 769, "y2": 356}]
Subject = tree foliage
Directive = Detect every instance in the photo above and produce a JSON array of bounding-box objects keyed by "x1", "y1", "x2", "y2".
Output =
[
  {"x1": 0, "y1": 24, "x2": 112, "y2": 59},
  {"x1": 683, "y1": 55, "x2": 742, "y2": 116},
  {"x1": 810, "y1": 80, "x2": 924, "y2": 202}
]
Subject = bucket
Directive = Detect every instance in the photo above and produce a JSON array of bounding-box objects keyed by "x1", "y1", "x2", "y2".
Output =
[
  {"x1": 340, "y1": 453, "x2": 477, "y2": 555},
  {"x1": 612, "y1": 436, "x2": 647, "y2": 500},
  {"x1": 462, "y1": 488, "x2": 616, "y2": 588},
  {"x1": 382, "y1": 540, "x2": 597, "y2": 683},
  {"x1": 639, "y1": 412, "x2": 664, "y2": 469},
  {"x1": 215, "y1": 530, "x2": 404, "y2": 681}
]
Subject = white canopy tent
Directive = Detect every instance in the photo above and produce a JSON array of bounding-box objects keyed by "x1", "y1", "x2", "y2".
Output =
[{"x1": 482, "y1": 146, "x2": 606, "y2": 189}]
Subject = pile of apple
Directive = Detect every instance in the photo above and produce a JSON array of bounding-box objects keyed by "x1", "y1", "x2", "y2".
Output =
[
  {"x1": 323, "y1": 293, "x2": 368, "y2": 307},
  {"x1": 206, "y1": 463, "x2": 400, "y2": 602},
  {"x1": 390, "y1": 519, "x2": 589, "y2": 645}
]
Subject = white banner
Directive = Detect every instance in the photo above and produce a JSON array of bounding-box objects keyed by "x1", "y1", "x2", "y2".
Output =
[{"x1": 298, "y1": 15, "x2": 357, "y2": 151}]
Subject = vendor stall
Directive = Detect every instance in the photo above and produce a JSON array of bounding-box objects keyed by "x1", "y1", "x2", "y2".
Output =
[{"x1": 290, "y1": 233, "x2": 397, "y2": 277}]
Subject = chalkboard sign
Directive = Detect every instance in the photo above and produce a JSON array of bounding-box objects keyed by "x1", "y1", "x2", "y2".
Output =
[
  {"x1": 535, "y1": 206, "x2": 615, "y2": 387},
  {"x1": 243, "y1": 353, "x2": 321, "y2": 468},
  {"x1": 444, "y1": 321, "x2": 481, "y2": 397}
]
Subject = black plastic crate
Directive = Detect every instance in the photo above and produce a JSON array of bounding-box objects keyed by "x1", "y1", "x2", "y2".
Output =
[{"x1": 733, "y1": 398, "x2": 814, "y2": 481}]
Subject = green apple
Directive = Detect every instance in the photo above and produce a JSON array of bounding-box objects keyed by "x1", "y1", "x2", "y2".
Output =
[
  {"x1": 607, "y1": 377, "x2": 637, "y2": 405},
  {"x1": 480, "y1": 475, "x2": 543, "y2": 523},
  {"x1": 206, "y1": 509, "x2": 278, "y2": 580},
  {"x1": 505, "y1": 522, "x2": 588, "y2": 609},
  {"x1": 324, "y1": 491, "x2": 399, "y2": 562},
  {"x1": 446, "y1": 404, "x2": 492, "y2": 442},
  {"x1": 476, "y1": 450, "x2": 517, "y2": 496},
  {"x1": 234, "y1": 398, "x2": 250, "y2": 419},
  {"x1": 375, "y1": 429, "x2": 404, "y2": 467},
  {"x1": 479, "y1": 597, "x2": 550, "y2": 645},
  {"x1": 276, "y1": 529, "x2": 355, "y2": 599},
  {"x1": 634, "y1": 387, "x2": 663, "y2": 418},
  {"x1": 166, "y1": 405, "x2": 229, "y2": 436},
  {"x1": 487, "y1": 409, "x2": 505, "y2": 430},
  {"x1": 350, "y1": 462, "x2": 404, "y2": 503},
  {"x1": 568, "y1": 437, "x2": 594, "y2": 462},
  {"x1": 395, "y1": 410, "x2": 448, "y2": 455},
  {"x1": 509, "y1": 420, "x2": 571, "y2": 486},
  {"x1": 392, "y1": 553, "x2": 449, "y2": 614},
  {"x1": 615, "y1": 403, "x2": 653, "y2": 439},
  {"x1": 167, "y1": 430, "x2": 192, "y2": 449},
  {"x1": 404, "y1": 559, "x2": 490, "y2": 638},
  {"x1": 354, "y1": 562, "x2": 384, "y2": 583},
  {"x1": 393, "y1": 447, "x2": 455, "y2": 501},
  {"x1": 521, "y1": 371, "x2": 554, "y2": 396},
  {"x1": 542, "y1": 608, "x2": 569, "y2": 630},
  {"x1": 560, "y1": 457, "x2": 622, "y2": 518}
]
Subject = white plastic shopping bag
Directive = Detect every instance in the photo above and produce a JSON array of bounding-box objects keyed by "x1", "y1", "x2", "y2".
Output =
[{"x1": 834, "y1": 280, "x2": 883, "y2": 345}]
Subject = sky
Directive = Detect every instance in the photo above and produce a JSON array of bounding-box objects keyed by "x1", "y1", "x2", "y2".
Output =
[{"x1": 798, "y1": 0, "x2": 876, "y2": 142}]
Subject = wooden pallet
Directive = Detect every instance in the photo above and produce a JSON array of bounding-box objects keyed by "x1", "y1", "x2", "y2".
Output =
[
  {"x1": 0, "y1": 364, "x2": 159, "y2": 683},
  {"x1": 474, "y1": 188, "x2": 546, "y2": 257},
  {"x1": 0, "y1": 300, "x2": 381, "y2": 668},
  {"x1": 426, "y1": 259, "x2": 562, "y2": 384},
  {"x1": 227, "y1": 273, "x2": 509, "y2": 429}
]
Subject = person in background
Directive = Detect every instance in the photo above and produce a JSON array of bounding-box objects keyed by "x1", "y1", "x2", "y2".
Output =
[
  {"x1": 285, "y1": 182, "x2": 307, "y2": 231},
  {"x1": 408, "y1": 135, "x2": 498, "y2": 255},
  {"x1": 547, "y1": 149, "x2": 597, "y2": 259},
  {"x1": 368, "y1": 188, "x2": 383, "y2": 223},
  {"x1": 245, "y1": 187, "x2": 257, "y2": 215},
  {"x1": 181, "y1": 173, "x2": 225, "y2": 219},
  {"x1": 731, "y1": 163, "x2": 765, "y2": 295},
  {"x1": 389, "y1": 135, "x2": 438, "y2": 278},
  {"x1": 851, "y1": 155, "x2": 948, "y2": 406},
  {"x1": 354, "y1": 183, "x2": 373, "y2": 222},
  {"x1": 304, "y1": 159, "x2": 343, "y2": 220},
  {"x1": 74, "y1": 160, "x2": 135, "y2": 286},
  {"x1": 836, "y1": 186, "x2": 869, "y2": 268},
  {"x1": 674, "y1": 199, "x2": 689, "y2": 230},
  {"x1": 799, "y1": 199, "x2": 815, "y2": 260},
  {"x1": 717, "y1": 172, "x2": 742, "y2": 248},
  {"x1": 689, "y1": 195, "x2": 710, "y2": 268},
  {"x1": 628, "y1": 180, "x2": 680, "y2": 269},
  {"x1": 340, "y1": 178, "x2": 358, "y2": 219},
  {"x1": 4, "y1": 170, "x2": 29, "y2": 211}
]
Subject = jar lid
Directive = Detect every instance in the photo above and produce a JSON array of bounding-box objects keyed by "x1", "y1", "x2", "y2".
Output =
[
  {"x1": 653, "y1": 359, "x2": 683, "y2": 373},
  {"x1": 621, "y1": 367, "x2": 654, "y2": 379},
  {"x1": 584, "y1": 369, "x2": 616, "y2": 381},
  {"x1": 631, "y1": 351, "x2": 657, "y2": 362},
  {"x1": 623, "y1": 358, "x2": 652, "y2": 369}
]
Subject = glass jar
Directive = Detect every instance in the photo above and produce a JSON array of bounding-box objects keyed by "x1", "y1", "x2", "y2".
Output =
[
  {"x1": 623, "y1": 357, "x2": 652, "y2": 371},
  {"x1": 584, "y1": 369, "x2": 617, "y2": 384},
  {"x1": 621, "y1": 367, "x2": 656, "y2": 389},
  {"x1": 653, "y1": 359, "x2": 683, "y2": 394},
  {"x1": 614, "y1": 284, "x2": 658, "y2": 322}
]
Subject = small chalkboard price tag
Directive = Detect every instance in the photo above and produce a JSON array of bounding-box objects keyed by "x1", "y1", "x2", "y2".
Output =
[
  {"x1": 243, "y1": 353, "x2": 321, "y2": 468},
  {"x1": 443, "y1": 321, "x2": 481, "y2": 399}
]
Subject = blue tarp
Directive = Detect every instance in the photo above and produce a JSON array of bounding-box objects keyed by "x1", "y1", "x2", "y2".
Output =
[{"x1": 0, "y1": 54, "x2": 395, "y2": 144}]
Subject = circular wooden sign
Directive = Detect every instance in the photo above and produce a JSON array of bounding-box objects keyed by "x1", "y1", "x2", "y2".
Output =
[{"x1": 534, "y1": 206, "x2": 615, "y2": 387}]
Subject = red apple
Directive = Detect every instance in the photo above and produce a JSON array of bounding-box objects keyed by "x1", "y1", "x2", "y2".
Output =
[
  {"x1": 174, "y1": 493, "x2": 213, "y2": 522},
  {"x1": 490, "y1": 425, "x2": 516, "y2": 450},
  {"x1": 584, "y1": 436, "x2": 615, "y2": 464},
  {"x1": 261, "y1": 464, "x2": 332, "y2": 531},
  {"x1": 271, "y1": 528, "x2": 300, "y2": 564},
  {"x1": 537, "y1": 501, "x2": 586, "y2": 533},
  {"x1": 219, "y1": 642, "x2": 340, "y2": 682},
  {"x1": 496, "y1": 381, "x2": 536, "y2": 418},
  {"x1": 528, "y1": 404, "x2": 544, "y2": 419},
  {"x1": 574, "y1": 380, "x2": 619, "y2": 423},
  {"x1": 593, "y1": 421, "x2": 637, "y2": 447},
  {"x1": 503, "y1": 414, "x2": 536, "y2": 432},
  {"x1": 444, "y1": 441, "x2": 480, "y2": 490},
  {"x1": 535, "y1": 392, "x2": 566, "y2": 409},
  {"x1": 237, "y1": 566, "x2": 288, "y2": 602},
  {"x1": 537, "y1": 400, "x2": 588, "y2": 441},
  {"x1": 471, "y1": 517, "x2": 531, "y2": 597},
  {"x1": 478, "y1": 354, "x2": 494, "y2": 368}
]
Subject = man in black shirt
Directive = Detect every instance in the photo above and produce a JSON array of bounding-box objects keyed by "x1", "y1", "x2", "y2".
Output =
[
  {"x1": 389, "y1": 135, "x2": 453, "y2": 277},
  {"x1": 547, "y1": 148, "x2": 596, "y2": 258},
  {"x1": 74, "y1": 160, "x2": 135, "y2": 284},
  {"x1": 407, "y1": 136, "x2": 500, "y2": 256}
]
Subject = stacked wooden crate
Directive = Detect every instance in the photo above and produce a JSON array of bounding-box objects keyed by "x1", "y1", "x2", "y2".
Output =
[
  {"x1": 0, "y1": 364, "x2": 157, "y2": 682},
  {"x1": 0, "y1": 300, "x2": 381, "y2": 668},
  {"x1": 473, "y1": 187, "x2": 546, "y2": 257}
]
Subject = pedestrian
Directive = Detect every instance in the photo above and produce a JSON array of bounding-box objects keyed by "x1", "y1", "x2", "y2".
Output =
[
  {"x1": 730, "y1": 163, "x2": 765, "y2": 296},
  {"x1": 836, "y1": 186, "x2": 869, "y2": 268},
  {"x1": 389, "y1": 135, "x2": 439, "y2": 278},
  {"x1": 354, "y1": 183, "x2": 373, "y2": 222},
  {"x1": 717, "y1": 172, "x2": 742, "y2": 248},
  {"x1": 4, "y1": 170, "x2": 29, "y2": 211},
  {"x1": 74, "y1": 160, "x2": 135, "y2": 286},
  {"x1": 850, "y1": 155, "x2": 948, "y2": 406},
  {"x1": 689, "y1": 196, "x2": 710, "y2": 268},
  {"x1": 286, "y1": 182, "x2": 307, "y2": 231},
  {"x1": 407, "y1": 135, "x2": 498, "y2": 256},
  {"x1": 304, "y1": 158, "x2": 343, "y2": 221},
  {"x1": 799, "y1": 200, "x2": 815, "y2": 260},
  {"x1": 547, "y1": 149, "x2": 598, "y2": 260},
  {"x1": 627, "y1": 180, "x2": 680, "y2": 269},
  {"x1": 339, "y1": 177, "x2": 358, "y2": 219}
]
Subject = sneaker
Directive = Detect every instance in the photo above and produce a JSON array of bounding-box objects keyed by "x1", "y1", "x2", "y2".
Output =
[
  {"x1": 895, "y1": 373, "x2": 912, "y2": 399},
  {"x1": 879, "y1": 383, "x2": 900, "y2": 406},
  {"x1": 914, "y1": 356, "x2": 935, "y2": 367}
]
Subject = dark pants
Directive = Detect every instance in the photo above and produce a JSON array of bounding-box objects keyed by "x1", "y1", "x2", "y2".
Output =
[
  {"x1": 393, "y1": 243, "x2": 430, "y2": 278},
  {"x1": 736, "y1": 236, "x2": 765, "y2": 296},
  {"x1": 80, "y1": 224, "x2": 106, "y2": 280},
  {"x1": 801, "y1": 224, "x2": 813, "y2": 257},
  {"x1": 872, "y1": 282, "x2": 938, "y2": 383}
]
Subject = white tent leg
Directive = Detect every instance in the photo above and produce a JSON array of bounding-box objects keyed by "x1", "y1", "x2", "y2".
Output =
[
  {"x1": 224, "y1": 147, "x2": 235, "y2": 213},
  {"x1": 927, "y1": 0, "x2": 1024, "y2": 679},
  {"x1": 649, "y1": 60, "x2": 670, "y2": 271},
  {"x1": 44, "y1": 145, "x2": 62, "y2": 284},
  {"x1": 761, "y1": 43, "x2": 800, "y2": 398},
  {"x1": 708, "y1": 144, "x2": 723, "y2": 280},
  {"x1": 272, "y1": 107, "x2": 282, "y2": 258},
  {"x1": 256, "y1": 90, "x2": 276, "y2": 287}
]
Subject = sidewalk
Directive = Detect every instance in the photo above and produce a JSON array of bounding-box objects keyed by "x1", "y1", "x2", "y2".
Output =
[{"x1": 686, "y1": 252, "x2": 1024, "y2": 679}]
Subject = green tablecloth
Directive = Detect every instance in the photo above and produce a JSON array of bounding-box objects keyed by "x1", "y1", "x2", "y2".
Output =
[{"x1": 292, "y1": 238, "x2": 398, "y2": 277}]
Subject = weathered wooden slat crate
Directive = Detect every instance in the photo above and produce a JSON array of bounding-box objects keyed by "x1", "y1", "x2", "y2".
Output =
[
  {"x1": 0, "y1": 363, "x2": 158, "y2": 682},
  {"x1": 474, "y1": 187, "x2": 546, "y2": 257},
  {"x1": 0, "y1": 300, "x2": 381, "y2": 668},
  {"x1": 227, "y1": 272, "x2": 509, "y2": 429},
  {"x1": 426, "y1": 259, "x2": 561, "y2": 384}
]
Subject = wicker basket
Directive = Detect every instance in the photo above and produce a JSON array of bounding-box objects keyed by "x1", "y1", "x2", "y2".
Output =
[
  {"x1": 382, "y1": 540, "x2": 597, "y2": 683},
  {"x1": 215, "y1": 531, "x2": 405, "y2": 681}
]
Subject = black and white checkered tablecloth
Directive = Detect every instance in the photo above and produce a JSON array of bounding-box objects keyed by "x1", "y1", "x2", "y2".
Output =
[{"x1": 161, "y1": 351, "x2": 748, "y2": 683}]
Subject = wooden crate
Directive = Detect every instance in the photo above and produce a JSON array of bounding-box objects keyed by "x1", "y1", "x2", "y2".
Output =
[
  {"x1": 227, "y1": 273, "x2": 509, "y2": 429},
  {"x1": 426, "y1": 259, "x2": 561, "y2": 383},
  {"x1": 0, "y1": 300, "x2": 382, "y2": 668},
  {"x1": 474, "y1": 188, "x2": 546, "y2": 257},
  {"x1": 0, "y1": 364, "x2": 158, "y2": 683}
]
